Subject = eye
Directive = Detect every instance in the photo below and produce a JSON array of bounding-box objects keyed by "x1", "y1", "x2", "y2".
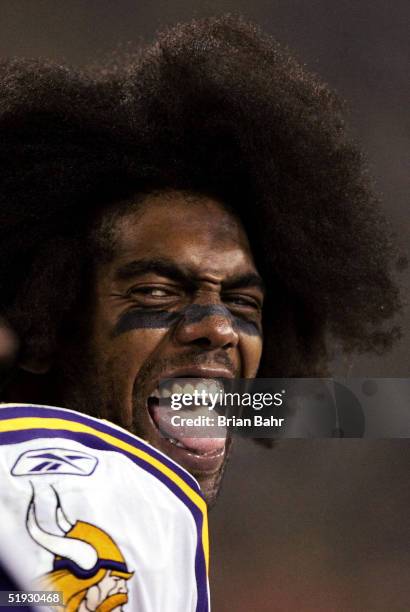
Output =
[
  {"x1": 127, "y1": 285, "x2": 181, "y2": 303},
  {"x1": 223, "y1": 294, "x2": 261, "y2": 310},
  {"x1": 142, "y1": 288, "x2": 170, "y2": 297}
]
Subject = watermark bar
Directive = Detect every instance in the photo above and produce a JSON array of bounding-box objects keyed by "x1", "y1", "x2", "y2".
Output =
[
  {"x1": 0, "y1": 591, "x2": 63, "y2": 607},
  {"x1": 154, "y1": 378, "x2": 410, "y2": 438}
]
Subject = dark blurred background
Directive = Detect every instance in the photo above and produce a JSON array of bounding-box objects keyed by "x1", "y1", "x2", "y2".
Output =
[{"x1": 0, "y1": 1, "x2": 409, "y2": 610}]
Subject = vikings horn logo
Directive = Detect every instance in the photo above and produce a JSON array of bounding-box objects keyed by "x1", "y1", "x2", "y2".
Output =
[{"x1": 26, "y1": 487, "x2": 134, "y2": 611}]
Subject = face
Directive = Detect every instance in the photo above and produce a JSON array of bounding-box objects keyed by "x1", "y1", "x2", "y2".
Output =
[
  {"x1": 85, "y1": 570, "x2": 128, "y2": 611},
  {"x1": 57, "y1": 191, "x2": 264, "y2": 505}
]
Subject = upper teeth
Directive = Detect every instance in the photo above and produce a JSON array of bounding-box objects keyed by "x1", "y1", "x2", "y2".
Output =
[{"x1": 150, "y1": 379, "x2": 225, "y2": 399}]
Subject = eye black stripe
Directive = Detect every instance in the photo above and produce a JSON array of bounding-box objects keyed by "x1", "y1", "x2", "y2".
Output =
[
  {"x1": 113, "y1": 310, "x2": 180, "y2": 335},
  {"x1": 113, "y1": 303, "x2": 261, "y2": 337}
]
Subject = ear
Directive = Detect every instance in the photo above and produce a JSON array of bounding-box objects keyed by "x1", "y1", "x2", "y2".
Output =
[
  {"x1": 0, "y1": 320, "x2": 19, "y2": 370},
  {"x1": 18, "y1": 355, "x2": 52, "y2": 374},
  {"x1": 9, "y1": 324, "x2": 54, "y2": 374},
  {"x1": 0, "y1": 320, "x2": 23, "y2": 394}
]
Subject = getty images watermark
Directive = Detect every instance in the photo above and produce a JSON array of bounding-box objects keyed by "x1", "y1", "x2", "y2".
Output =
[
  {"x1": 170, "y1": 386, "x2": 286, "y2": 430},
  {"x1": 152, "y1": 378, "x2": 410, "y2": 438}
]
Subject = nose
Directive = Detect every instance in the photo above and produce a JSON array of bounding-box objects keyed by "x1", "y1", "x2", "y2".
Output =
[{"x1": 174, "y1": 304, "x2": 239, "y2": 350}]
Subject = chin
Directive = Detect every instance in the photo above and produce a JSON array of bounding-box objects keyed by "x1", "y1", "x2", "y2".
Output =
[{"x1": 196, "y1": 470, "x2": 225, "y2": 508}]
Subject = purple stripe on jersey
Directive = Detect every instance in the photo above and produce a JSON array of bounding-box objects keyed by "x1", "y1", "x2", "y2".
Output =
[
  {"x1": 0, "y1": 405, "x2": 201, "y2": 493},
  {"x1": 0, "y1": 427, "x2": 209, "y2": 612},
  {"x1": 53, "y1": 558, "x2": 130, "y2": 579}
]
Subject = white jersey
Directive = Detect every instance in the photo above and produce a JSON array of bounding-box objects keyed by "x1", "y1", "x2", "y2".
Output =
[{"x1": 0, "y1": 404, "x2": 210, "y2": 612}]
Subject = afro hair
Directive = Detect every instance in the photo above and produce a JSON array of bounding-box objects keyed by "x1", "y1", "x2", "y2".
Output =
[{"x1": 0, "y1": 15, "x2": 401, "y2": 379}]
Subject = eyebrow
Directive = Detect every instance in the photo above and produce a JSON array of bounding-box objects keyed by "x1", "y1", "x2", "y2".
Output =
[
  {"x1": 222, "y1": 272, "x2": 265, "y2": 293},
  {"x1": 115, "y1": 257, "x2": 265, "y2": 293}
]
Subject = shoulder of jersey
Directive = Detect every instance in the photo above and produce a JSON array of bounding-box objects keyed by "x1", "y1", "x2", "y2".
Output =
[
  {"x1": 0, "y1": 403, "x2": 203, "y2": 498},
  {"x1": 0, "y1": 403, "x2": 210, "y2": 612}
]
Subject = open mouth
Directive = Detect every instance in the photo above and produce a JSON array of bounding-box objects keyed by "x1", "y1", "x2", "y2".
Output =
[{"x1": 146, "y1": 376, "x2": 228, "y2": 474}]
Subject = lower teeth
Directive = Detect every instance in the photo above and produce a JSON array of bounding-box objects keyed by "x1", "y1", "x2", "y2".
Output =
[{"x1": 168, "y1": 437, "x2": 186, "y2": 448}]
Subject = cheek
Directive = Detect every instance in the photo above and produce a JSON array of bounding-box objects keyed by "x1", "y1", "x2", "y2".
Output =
[
  {"x1": 113, "y1": 328, "x2": 168, "y2": 361},
  {"x1": 104, "y1": 329, "x2": 167, "y2": 426},
  {"x1": 239, "y1": 335, "x2": 263, "y2": 378},
  {"x1": 107, "y1": 328, "x2": 170, "y2": 392},
  {"x1": 85, "y1": 585, "x2": 100, "y2": 607}
]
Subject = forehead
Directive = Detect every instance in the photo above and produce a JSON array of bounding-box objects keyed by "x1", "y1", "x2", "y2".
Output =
[{"x1": 107, "y1": 191, "x2": 256, "y2": 277}]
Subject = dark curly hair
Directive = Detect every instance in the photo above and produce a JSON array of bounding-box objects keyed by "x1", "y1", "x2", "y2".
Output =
[{"x1": 0, "y1": 15, "x2": 401, "y2": 383}]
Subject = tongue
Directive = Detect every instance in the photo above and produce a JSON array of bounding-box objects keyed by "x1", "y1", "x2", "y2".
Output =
[{"x1": 150, "y1": 403, "x2": 226, "y2": 455}]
